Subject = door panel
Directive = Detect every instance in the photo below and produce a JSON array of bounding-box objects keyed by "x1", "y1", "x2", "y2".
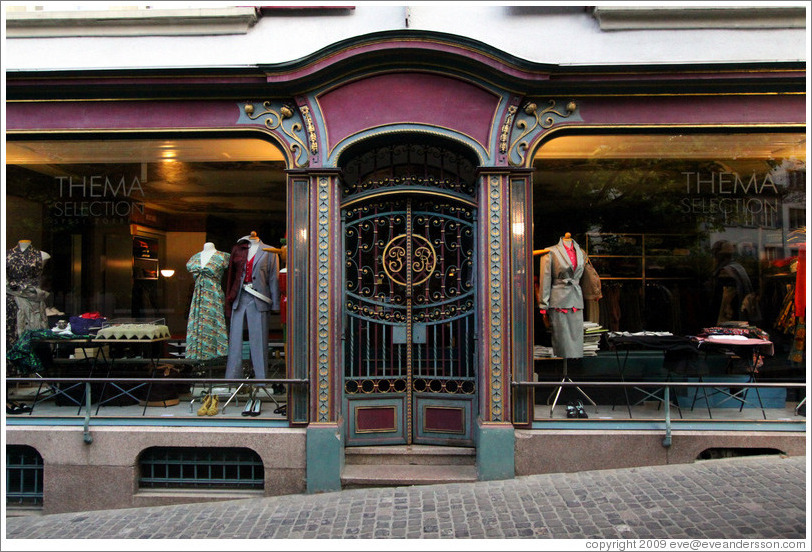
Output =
[{"x1": 343, "y1": 195, "x2": 476, "y2": 446}]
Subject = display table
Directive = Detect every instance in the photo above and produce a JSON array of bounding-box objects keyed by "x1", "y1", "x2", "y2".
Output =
[
  {"x1": 691, "y1": 336, "x2": 774, "y2": 419},
  {"x1": 90, "y1": 336, "x2": 170, "y2": 414},
  {"x1": 605, "y1": 334, "x2": 699, "y2": 418},
  {"x1": 23, "y1": 335, "x2": 108, "y2": 414}
]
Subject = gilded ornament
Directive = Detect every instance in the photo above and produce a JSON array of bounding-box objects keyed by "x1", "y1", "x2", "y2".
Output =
[
  {"x1": 509, "y1": 99, "x2": 578, "y2": 166},
  {"x1": 244, "y1": 101, "x2": 308, "y2": 167}
]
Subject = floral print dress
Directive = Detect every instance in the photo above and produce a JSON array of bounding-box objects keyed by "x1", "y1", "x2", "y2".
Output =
[
  {"x1": 6, "y1": 244, "x2": 47, "y2": 349},
  {"x1": 185, "y1": 250, "x2": 230, "y2": 360}
]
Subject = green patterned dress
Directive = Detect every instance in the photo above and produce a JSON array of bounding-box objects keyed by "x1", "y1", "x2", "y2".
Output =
[{"x1": 185, "y1": 250, "x2": 230, "y2": 360}]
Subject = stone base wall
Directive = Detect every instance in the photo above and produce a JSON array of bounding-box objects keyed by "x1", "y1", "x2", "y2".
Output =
[
  {"x1": 515, "y1": 429, "x2": 806, "y2": 475},
  {"x1": 6, "y1": 425, "x2": 307, "y2": 515}
]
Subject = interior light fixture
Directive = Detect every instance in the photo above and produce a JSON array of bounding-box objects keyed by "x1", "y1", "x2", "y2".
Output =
[{"x1": 160, "y1": 269, "x2": 175, "y2": 278}]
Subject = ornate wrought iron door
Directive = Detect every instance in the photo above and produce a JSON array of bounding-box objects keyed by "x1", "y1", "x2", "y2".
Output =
[{"x1": 343, "y1": 196, "x2": 477, "y2": 445}]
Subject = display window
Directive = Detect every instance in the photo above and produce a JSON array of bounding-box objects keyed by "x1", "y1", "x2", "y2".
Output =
[
  {"x1": 5, "y1": 136, "x2": 288, "y2": 362},
  {"x1": 532, "y1": 131, "x2": 806, "y2": 417}
]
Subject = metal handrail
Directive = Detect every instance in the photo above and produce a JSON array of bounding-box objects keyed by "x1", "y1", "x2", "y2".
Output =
[
  {"x1": 511, "y1": 380, "x2": 804, "y2": 388},
  {"x1": 512, "y1": 379, "x2": 807, "y2": 447},
  {"x1": 7, "y1": 377, "x2": 309, "y2": 385},
  {"x1": 6, "y1": 376, "x2": 310, "y2": 445}
]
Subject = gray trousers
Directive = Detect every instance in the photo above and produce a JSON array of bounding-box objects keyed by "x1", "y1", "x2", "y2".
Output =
[{"x1": 225, "y1": 291, "x2": 269, "y2": 380}]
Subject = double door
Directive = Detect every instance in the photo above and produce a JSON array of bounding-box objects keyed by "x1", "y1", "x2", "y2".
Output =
[{"x1": 343, "y1": 195, "x2": 477, "y2": 445}]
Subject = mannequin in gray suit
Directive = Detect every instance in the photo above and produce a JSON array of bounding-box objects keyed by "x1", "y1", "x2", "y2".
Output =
[
  {"x1": 225, "y1": 233, "x2": 280, "y2": 381},
  {"x1": 537, "y1": 233, "x2": 585, "y2": 359}
]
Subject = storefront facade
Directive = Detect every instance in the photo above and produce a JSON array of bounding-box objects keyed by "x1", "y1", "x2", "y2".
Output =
[{"x1": 4, "y1": 6, "x2": 807, "y2": 514}]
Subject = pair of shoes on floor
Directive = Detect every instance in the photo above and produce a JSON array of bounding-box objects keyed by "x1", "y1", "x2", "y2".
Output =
[
  {"x1": 6, "y1": 401, "x2": 33, "y2": 415},
  {"x1": 196, "y1": 394, "x2": 219, "y2": 416},
  {"x1": 566, "y1": 401, "x2": 589, "y2": 419},
  {"x1": 273, "y1": 404, "x2": 287, "y2": 416},
  {"x1": 241, "y1": 399, "x2": 262, "y2": 417}
]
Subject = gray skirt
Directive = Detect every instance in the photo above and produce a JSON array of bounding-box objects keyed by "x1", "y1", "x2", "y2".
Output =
[{"x1": 549, "y1": 309, "x2": 584, "y2": 359}]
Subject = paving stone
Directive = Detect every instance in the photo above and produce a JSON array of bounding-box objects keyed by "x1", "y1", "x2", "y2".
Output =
[{"x1": 5, "y1": 455, "x2": 805, "y2": 540}]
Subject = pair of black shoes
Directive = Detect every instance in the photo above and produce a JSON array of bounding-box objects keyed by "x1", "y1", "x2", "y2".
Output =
[
  {"x1": 566, "y1": 401, "x2": 588, "y2": 419},
  {"x1": 241, "y1": 398, "x2": 262, "y2": 417},
  {"x1": 6, "y1": 401, "x2": 33, "y2": 415}
]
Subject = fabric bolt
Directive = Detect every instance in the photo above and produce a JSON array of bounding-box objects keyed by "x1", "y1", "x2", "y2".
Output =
[
  {"x1": 185, "y1": 250, "x2": 230, "y2": 360},
  {"x1": 6, "y1": 244, "x2": 48, "y2": 349}
]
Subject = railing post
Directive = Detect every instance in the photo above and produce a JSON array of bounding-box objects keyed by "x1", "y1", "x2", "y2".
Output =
[
  {"x1": 662, "y1": 386, "x2": 672, "y2": 448},
  {"x1": 83, "y1": 382, "x2": 93, "y2": 444}
]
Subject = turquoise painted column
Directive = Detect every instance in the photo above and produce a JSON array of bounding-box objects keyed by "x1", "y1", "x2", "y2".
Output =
[
  {"x1": 509, "y1": 169, "x2": 535, "y2": 427},
  {"x1": 475, "y1": 169, "x2": 516, "y2": 481},
  {"x1": 303, "y1": 169, "x2": 344, "y2": 493},
  {"x1": 287, "y1": 172, "x2": 310, "y2": 425}
]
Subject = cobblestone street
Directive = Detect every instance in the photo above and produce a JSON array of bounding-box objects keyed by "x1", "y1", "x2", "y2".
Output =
[{"x1": 5, "y1": 455, "x2": 807, "y2": 543}]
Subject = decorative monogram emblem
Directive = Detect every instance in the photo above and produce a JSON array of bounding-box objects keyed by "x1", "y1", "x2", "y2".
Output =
[{"x1": 382, "y1": 233, "x2": 436, "y2": 286}]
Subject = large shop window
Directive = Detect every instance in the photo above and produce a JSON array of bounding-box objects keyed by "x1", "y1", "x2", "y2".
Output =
[
  {"x1": 5, "y1": 137, "x2": 287, "y2": 365},
  {"x1": 532, "y1": 132, "x2": 806, "y2": 383}
]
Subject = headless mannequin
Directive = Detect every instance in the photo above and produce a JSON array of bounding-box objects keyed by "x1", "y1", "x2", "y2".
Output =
[
  {"x1": 18, "y1": 240, "x2": 50, "y2": 262},
  {"x1": 200, "y1": 242, "x2": 217, "y2": 267},
  {"x1": 225, "y1": 231, "x2": 280, "y2": 384},
  {"x1": 239, "y1": 232, "x2": 261, "y2": 261}
]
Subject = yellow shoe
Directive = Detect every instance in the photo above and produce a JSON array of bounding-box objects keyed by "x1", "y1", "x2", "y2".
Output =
[
  {"x1": 207, "y1": 394, "x2": 219, "y2": 416},
  {"x1": 196, "y1": 395, "x2": 211, "y2": 416}
]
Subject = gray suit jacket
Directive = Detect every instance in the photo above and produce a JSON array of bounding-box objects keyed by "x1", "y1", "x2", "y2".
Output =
[
  {"x1": 538, "y1": 238, "x2": 585, "y2": 310},
  {"x1": 234, "y1": 241, "x2": 281, "y2": 312}
]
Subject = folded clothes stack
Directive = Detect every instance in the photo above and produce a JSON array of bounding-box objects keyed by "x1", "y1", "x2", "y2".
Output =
[
  {"x1": 583, "y1": 322, "x2": 607, "y2": 356},
  {"x1": 533, "y1": 345, "x2": 554, "y2": 359}
]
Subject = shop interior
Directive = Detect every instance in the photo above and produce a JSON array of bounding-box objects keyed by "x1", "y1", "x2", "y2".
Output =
[
  {"x1": 6, "y1": 137, "x2": 290, "y2": 418},
  {"x1": 4, "y1": 132, "x2": 807, "y2": 422},
  {"x1": 531, "y1": 132, "x2": 807, "y2": 421}
]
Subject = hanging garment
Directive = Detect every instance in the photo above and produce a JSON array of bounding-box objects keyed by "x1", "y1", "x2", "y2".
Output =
[
  {"x1": 582, "y1": 256, "x2": 602, "y2": 324},
  {"x1": 185, "y1": 250, "x2": 231, "y2": 360},
  {"x1": 6, "y1": 244, "x2": 48, "y2": 349},
  {"x1": 538, "y1": 238, "x2": 585, "y2": 358}
]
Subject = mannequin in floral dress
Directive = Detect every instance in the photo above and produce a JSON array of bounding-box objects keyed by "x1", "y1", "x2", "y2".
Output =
[
  {"x1": 6, "y1": 240, "x2": 50, "y2": 348},
  {"x1": 185, "y1": 242, "x2": 230, "y2": 360}
]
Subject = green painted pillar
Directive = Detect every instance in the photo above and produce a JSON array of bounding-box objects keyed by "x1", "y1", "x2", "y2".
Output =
[
  {"x1": 476, "y1": 420, "x2": 515, "y2": 481},
  {"x1": 306, "y1": 421, "x2": 344, "y2": 493}
]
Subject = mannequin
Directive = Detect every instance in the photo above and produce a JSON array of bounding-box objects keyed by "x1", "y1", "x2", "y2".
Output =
[
  {"x1": 199, "y1": 242, "x2": 217, "y2": 268},
  {"x1": 18, "y1": 240, "x2": 50, "y2": 262},
  {"x1": 7, "y1": 240, "x2": 50, "y2": 348},
  {"x1": 537, "y1": 232, "x2": 586, "y2": 359},
  {"x1": 185, "y1": 242, "x2": 230, "y2": 360},
  {"x1": 224, "y1": 231, "x2": 280, "y2": 386}
]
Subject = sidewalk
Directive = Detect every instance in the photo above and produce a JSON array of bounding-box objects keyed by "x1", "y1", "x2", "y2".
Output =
[{"x1": 4, "y1": 455, "x2": 807, "y2": 542}]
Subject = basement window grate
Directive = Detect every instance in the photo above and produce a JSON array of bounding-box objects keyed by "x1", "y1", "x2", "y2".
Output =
[
  {"x1": 139, "y1": 447, "x2": 264, "y2": 490},
  {"x1": 6, "y1": 445, "x2": 44, "y2": 508}
]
